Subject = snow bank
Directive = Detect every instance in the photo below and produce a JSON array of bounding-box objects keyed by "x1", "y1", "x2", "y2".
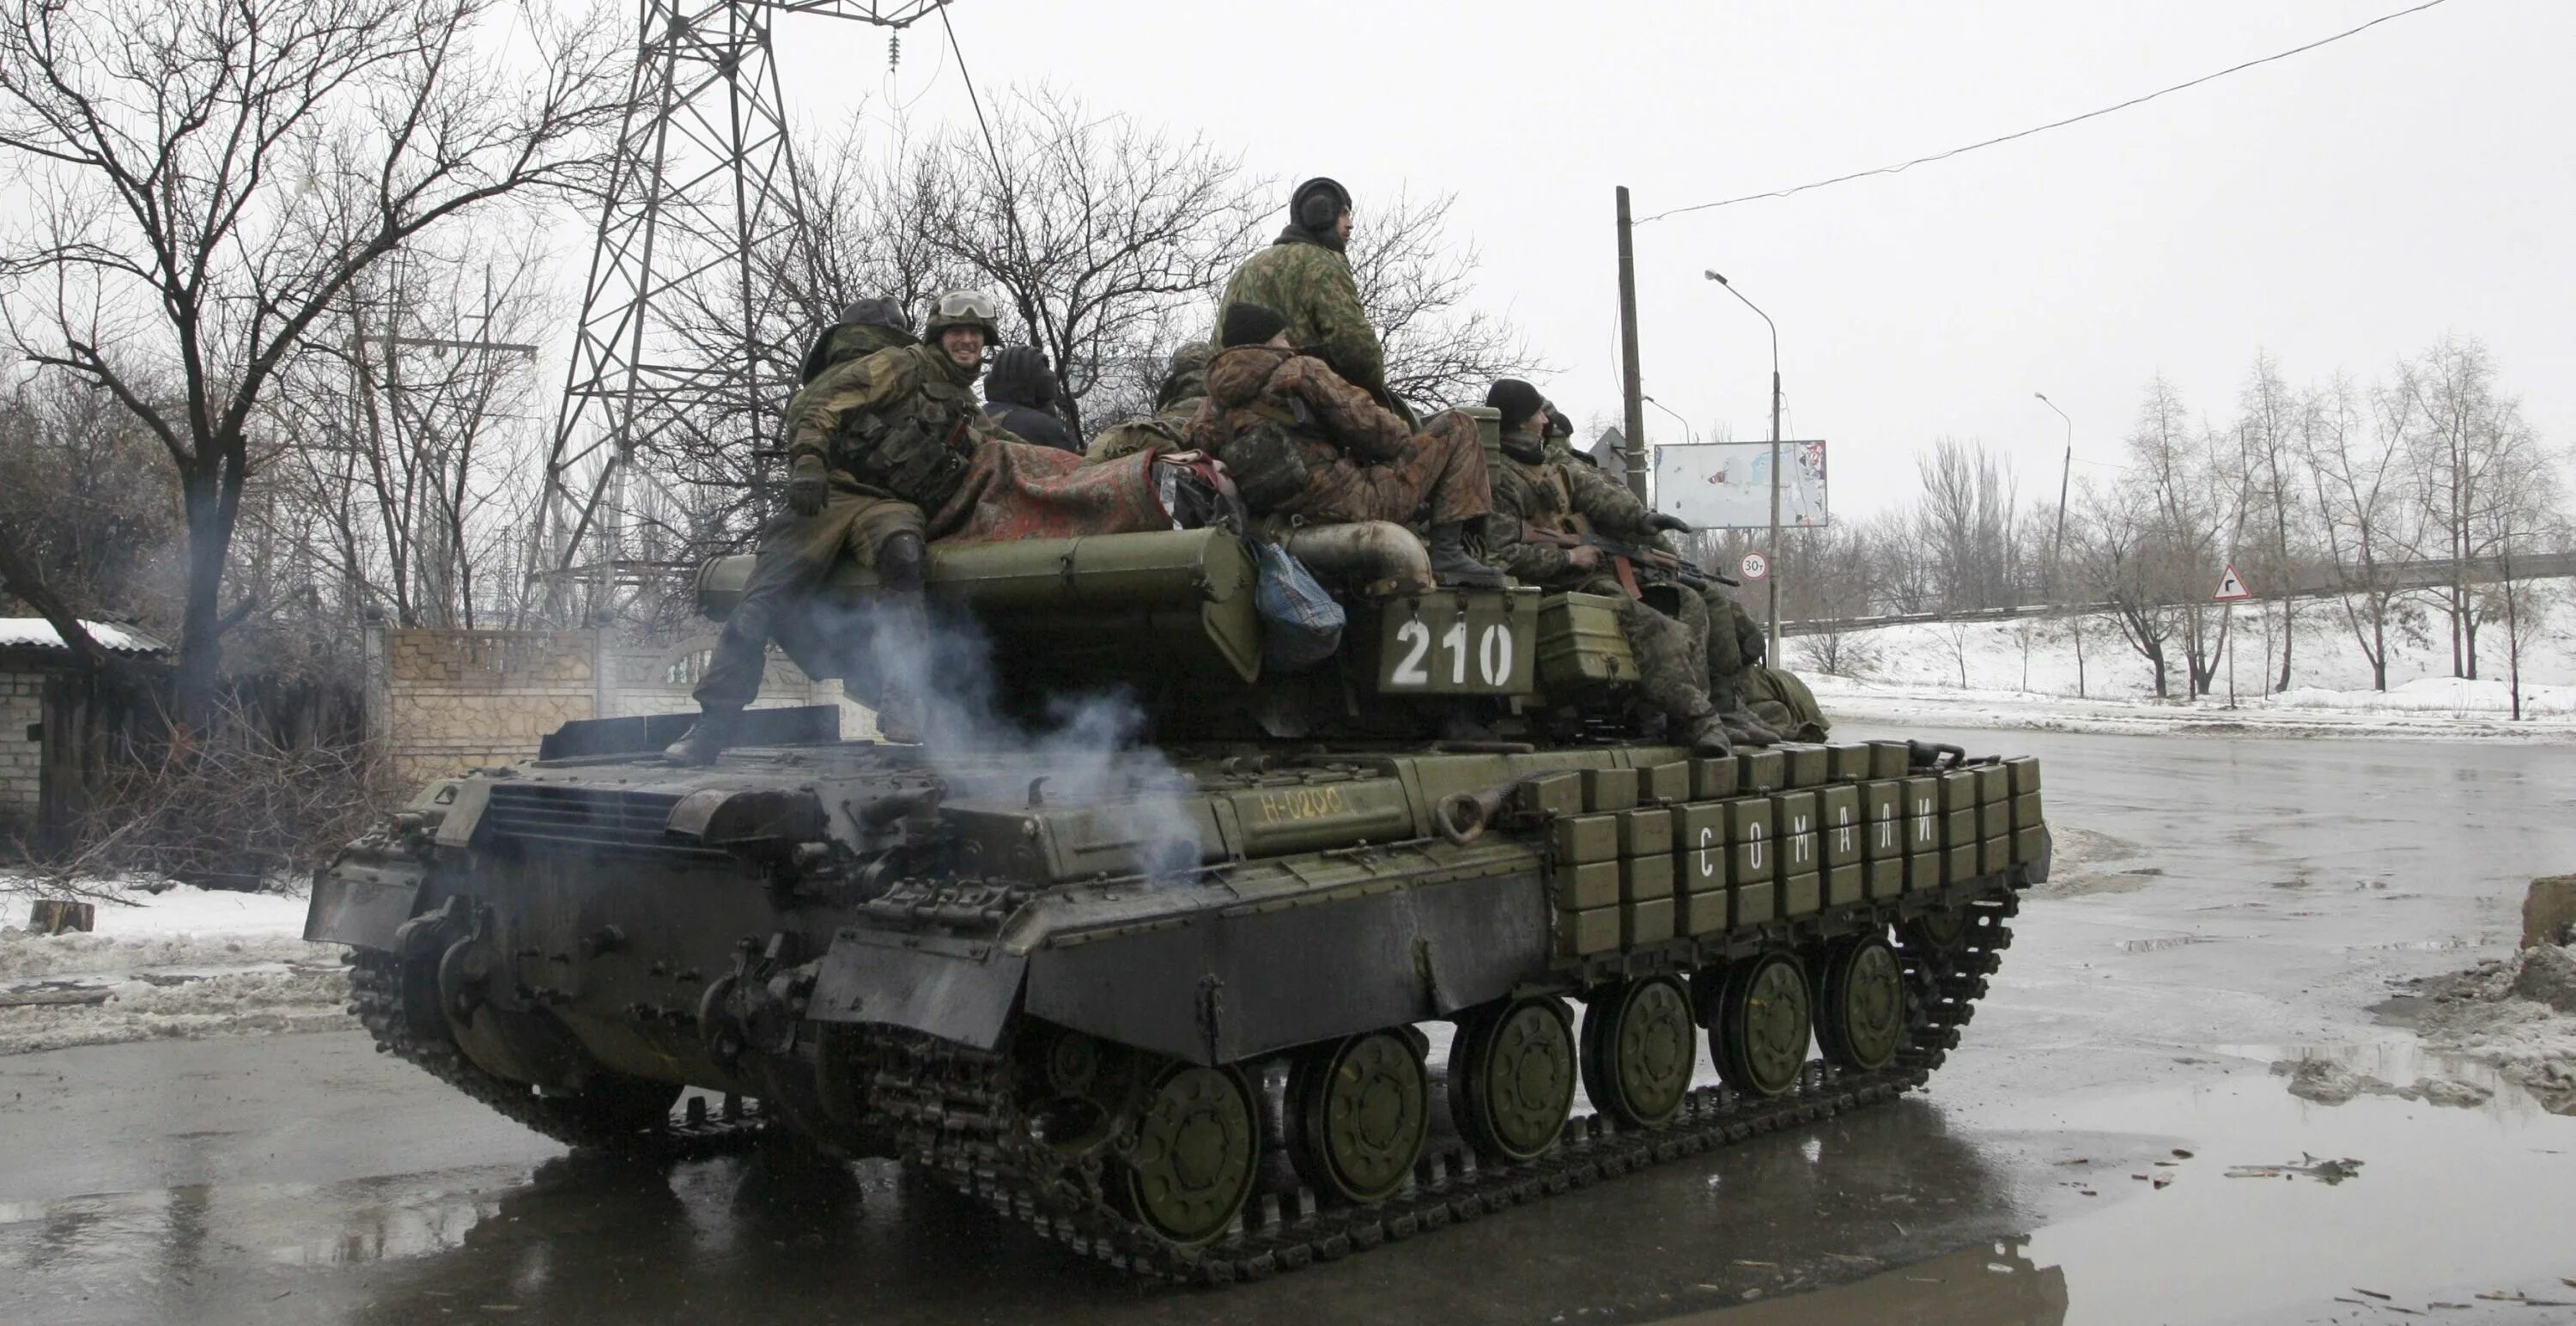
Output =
[
  {"x1": 2403, "y1": 946, "x2": 2576, "y2": 1115},
  {"x1": 1, "y1": 879, "x2": 351, "y2": 1055},
  {"x1": 1795, "y1": 606, "x2": 2576, "y2": 739}
]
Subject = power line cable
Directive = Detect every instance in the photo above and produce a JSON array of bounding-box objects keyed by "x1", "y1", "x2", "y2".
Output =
[
  {"x1": 1637, "y1": 0, "x2": 2457, "y2": 224},
  {"x1": 938, "y1": 5, "x2": 1034, "y2": 309}
]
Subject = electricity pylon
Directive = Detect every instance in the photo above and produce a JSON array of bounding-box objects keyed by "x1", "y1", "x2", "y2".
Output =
[{"x1": 532, "y1": 0, "x2": 949, "y2": 622}]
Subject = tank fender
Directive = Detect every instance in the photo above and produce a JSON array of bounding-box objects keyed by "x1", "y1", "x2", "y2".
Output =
[
  {"x1": 304, "y1": 851, "x2": 426, "y2": 951},
  {"x1": 1023, "y1": 866, "x2": 1546, "y2": 1067},
  {"x1": 806, "y1": 928, "x2": 1028, "y2": 1050}
]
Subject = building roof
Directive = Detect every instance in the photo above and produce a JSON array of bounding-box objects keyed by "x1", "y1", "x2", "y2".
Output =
[{"x1": 0, "y1": 617, "x2": 174, "y2": 657}]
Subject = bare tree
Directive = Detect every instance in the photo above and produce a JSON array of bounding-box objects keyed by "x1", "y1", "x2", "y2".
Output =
[
  {"x1": 2399, "y1": 337, "x2": 2539, "y2": 680},
  {"x1": 2233, "y1": 352, "x2": 2309, "y2": 691},
  {"x1": 920, "y1": 87, "x2": 1270, "y2": 441},
  {"x1": 0, "y1": 0, "x2": 625, "y2": 725},
  {"x1": 2069, "y1": 476, "x2": 2177, "y2": 696},
  {"x1": 1342, "y1": 187, "x2": 1547, "y2": 413},
  {"x1": 264, "y1": 239, "x2": 550, "y2": 631},
  {"x1": 1912, "y1": 436, "x2": 2019, "y2": 613},
  {"x1": 2126, "y1": 377, "x2": 2242, "y2": 695},
  {"x1": 2294, "y1": 373, "x2": 2423, "y2": 690}
]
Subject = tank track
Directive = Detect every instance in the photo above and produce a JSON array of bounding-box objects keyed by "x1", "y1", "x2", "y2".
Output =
[
  {"x1": 347, "y1": 951, "x2": 766, "y2": 1159},
  {"x1": 871, "y1": 889, "x2": 2019, "y2": 1284}
]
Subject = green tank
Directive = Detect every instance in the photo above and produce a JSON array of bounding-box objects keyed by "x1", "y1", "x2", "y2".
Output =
[{"x1": 307, "y1": 522, "x2": 2049, "y2": 1282}]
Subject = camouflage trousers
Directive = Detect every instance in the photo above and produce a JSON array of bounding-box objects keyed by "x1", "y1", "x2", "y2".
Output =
[
  {"x1": 1283, "y1": 410, "x2": 1495, "y2": 529},
  {"x1": 1696, "y1": 587, "x2": 1765, "y2": 704},
  {"x1": 694, "y1": 488, "x2": 925, "y2": 712}
]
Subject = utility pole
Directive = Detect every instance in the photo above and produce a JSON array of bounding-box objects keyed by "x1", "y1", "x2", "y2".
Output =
[
  {"x1": 2035, "y1": 392, "x2": 2072, "y2": 599},
  {"x1": 1614, "y1": 186, "x2": 1649, "y2": 501},
  {"x1": 1706, "y1": 271, "x2": 1783, "y2": 663}
]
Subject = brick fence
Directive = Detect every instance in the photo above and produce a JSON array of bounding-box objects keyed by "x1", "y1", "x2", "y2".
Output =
[
  {"x1": 0, "y1": 669, "x2": 42, "y2": 838},
  {"x1": 368, "y1": 626, "x2": 875, "y2": 783}
]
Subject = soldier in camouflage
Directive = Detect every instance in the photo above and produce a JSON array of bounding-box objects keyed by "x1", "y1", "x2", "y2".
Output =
[
  {"x1": 1188, "y1": 304, "x2": 1507, "y2": 587},
  {"x1": 667, "y1": 292, "x2": 1022, "y2": 763},
  {"x1": 1086, "y1": 341, "x2": 1213, "y2": 465},
  {"x1": 1213, "y1": 178, "x2": 1404, "y2": 418},
  {"x1": 1479, "y1": 380, "x2": 1739, "y2": 753}
]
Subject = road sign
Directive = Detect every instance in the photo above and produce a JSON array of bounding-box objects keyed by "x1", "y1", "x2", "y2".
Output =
[
  {"x1": 2215, "y1": 564, "x2": 2252, "y2": 602},
  {"x1": 1740, "y1": 552, "x2": 1770, "y2": 582}
]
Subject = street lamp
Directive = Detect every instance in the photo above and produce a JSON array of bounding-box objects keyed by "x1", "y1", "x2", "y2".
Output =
[
  {"x1": 1642, "y1": 395, "x2": 1697, "y2": 447},
  {"x1": 1705, "y1": 270, "x2": 1784, "y2": 663},
  {"x1": 2033, "y1": 392, "x2": 2072, "y2": 599}
]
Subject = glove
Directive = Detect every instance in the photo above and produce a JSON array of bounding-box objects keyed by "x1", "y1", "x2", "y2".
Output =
[
  {"x1": 1646, "y1": 513, "x2": 1692, "y2": 534},
  {"x1": 787, "y1": 456, "x2": 829, "y2": 516}
]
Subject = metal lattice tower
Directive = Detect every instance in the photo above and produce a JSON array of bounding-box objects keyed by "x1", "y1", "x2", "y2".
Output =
[{"x1": 533, "y1": 0, "x2": 949, "y2": 622}]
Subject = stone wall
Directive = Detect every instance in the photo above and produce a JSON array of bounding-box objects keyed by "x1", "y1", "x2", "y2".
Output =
[
  {"x1": 371, "y1": 627, "x2": 875, "y2": 783},
  {"x1": 0, "y1": 668, "x2": 43, "y2": 839}
]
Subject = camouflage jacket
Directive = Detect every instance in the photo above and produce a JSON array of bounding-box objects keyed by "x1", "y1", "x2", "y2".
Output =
[
  {"x1": 1215, "y1": 236, "x2": 1388, "y2": 407},
  {"x1": 1187, "y1": 345, "x2": 1411, "y2": 465},
  {"x1": 787, "y1": 342, "x2": 1023, "y2": 504},
  {"x1": 1486, "y1": 427, "x2": 1663, "y2": 584}
]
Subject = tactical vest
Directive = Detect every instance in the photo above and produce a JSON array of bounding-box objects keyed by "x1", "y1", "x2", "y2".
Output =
[{"x1": 832, "y1": 363, "x2": 980, "y2": 513}]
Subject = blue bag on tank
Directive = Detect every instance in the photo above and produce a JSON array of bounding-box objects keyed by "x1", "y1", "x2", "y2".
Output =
[{"x1": 1249, "y1": 540, "x2": 1345, "y2": 672}]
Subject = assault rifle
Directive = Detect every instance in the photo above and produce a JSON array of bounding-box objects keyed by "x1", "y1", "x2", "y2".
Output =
[{"x1": 1521, "y1": 528, "x2": 1739, "y2": 593}]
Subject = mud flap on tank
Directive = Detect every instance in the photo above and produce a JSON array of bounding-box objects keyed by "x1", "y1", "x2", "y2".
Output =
[
  {"x1": 303, "y1": 860, "x2": 425, "y2": 950},
  {"x1": 806, "y1": 929, "x2": 1029, "y2": 1050}
]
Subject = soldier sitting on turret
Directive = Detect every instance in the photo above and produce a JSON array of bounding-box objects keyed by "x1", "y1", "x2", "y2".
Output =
[
  {"x1": 1479, "y1": 379, "x2": 1748, "y2": 752},
  {"x1": 1187, "y1": 304, "x2": 1508, "y2": 587}
]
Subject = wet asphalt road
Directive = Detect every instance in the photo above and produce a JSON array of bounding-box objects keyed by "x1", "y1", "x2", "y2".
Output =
[{"x1": 3, "y1": 727, "x2": 2573, "y2": 1326}]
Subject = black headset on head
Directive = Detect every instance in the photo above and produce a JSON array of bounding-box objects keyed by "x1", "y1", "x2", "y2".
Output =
[{"x1": 1291, "y1": 176, "x2": 1351, "y2": 232}]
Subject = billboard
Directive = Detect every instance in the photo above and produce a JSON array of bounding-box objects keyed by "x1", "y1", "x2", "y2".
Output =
[{"x1": 1651, "y1": 441, "x2": 1828, "y2": 530}]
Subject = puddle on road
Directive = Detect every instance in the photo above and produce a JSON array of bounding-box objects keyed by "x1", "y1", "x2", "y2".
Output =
[
  {"x1": 3, "y1": 1052, "x2": 2570, "y2": 1326},
  {"x1": 2112, "y1": 934, "x2": 2212, "y2": 953}
]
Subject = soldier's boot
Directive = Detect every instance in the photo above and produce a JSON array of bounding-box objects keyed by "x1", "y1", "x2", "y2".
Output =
[
  {"x1": 1425, "y1": 522, "x2": 1508, "y2": 589},
  {"x1": 663, "y1": 704, "x2": 744, "y2": 765},
  {"x1": 1708, "y1": 678, "x2": 1783, "y2": 745},
  {"x1": 1678, "y1": 712, "x2": 1735, "y2": 756}
]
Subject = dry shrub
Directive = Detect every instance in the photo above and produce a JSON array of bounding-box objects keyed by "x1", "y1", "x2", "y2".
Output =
[{"x1": 53, "y1": 696, "x2": 398, "y2": 889}]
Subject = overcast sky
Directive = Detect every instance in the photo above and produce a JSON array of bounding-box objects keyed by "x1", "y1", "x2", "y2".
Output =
[{"x1": 762, "y1": 0, "x2": 2571, "y2": 520}]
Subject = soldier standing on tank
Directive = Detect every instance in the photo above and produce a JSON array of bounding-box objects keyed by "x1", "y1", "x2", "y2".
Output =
[
  {"x1": 665, "y1": 291, "x2": 1022, "y2": 763},
  {"x1": 1188, "y1": 304, "x2": 1507, "y2": 588},
  {"x1": 1214, "y1": 178, "x2": 1406, "y2": 419},
  {"x1": 1479, "y1": 379, "x2": 1745, "y2": 753}
]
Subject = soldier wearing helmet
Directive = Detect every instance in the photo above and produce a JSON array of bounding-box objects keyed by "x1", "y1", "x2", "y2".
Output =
[{"x1": 666, "y1": 289, "x2": 1025, "y2": 763}]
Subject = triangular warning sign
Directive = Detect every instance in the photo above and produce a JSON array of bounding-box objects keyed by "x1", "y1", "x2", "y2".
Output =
[{"x1": 2214, "y1": 564, "x2": 2252, "y2": 602}]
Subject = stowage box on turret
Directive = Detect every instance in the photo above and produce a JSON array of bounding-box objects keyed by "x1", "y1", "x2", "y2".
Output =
[{"x1": 308, "y1": 518, "x2": 2048, "y2": 1282}]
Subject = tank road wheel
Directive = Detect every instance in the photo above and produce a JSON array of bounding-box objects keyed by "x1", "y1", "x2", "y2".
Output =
[
  {"x1": 1814, "y1": 938, "x2": 1906, "y2": 1072},
  {"x1": 1287, "y1": 1031, "x2": 1431, "y2": 1204},
  {"x1": 1013, "y1": 1021, "x2": 1150, "y2": 1159},
  {"x1": 1904, "y1": 906, "x2": 1970, "y2": 956},
  {"x1": 1579, "y1": 976, "x2": 1698, "y2": 1128},
  {"x1": 1120, "y1": 1063, "x2": 1260, "y2": 1246},
  {"x1": 1449, "y1": 996, "x2": 1579, "y2": 1163},
  {"x1": 1710, "y1": 953, "x2": 1814, "y2": 1098}
]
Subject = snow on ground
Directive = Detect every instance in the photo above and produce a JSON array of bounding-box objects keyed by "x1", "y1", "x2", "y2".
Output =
[
  {"x1": 0, "y1": 878, "x2": 350, "y2": 1055},
  {"x1": 1795, "y1": 604, "x2": 2576, "y2": 739}
]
